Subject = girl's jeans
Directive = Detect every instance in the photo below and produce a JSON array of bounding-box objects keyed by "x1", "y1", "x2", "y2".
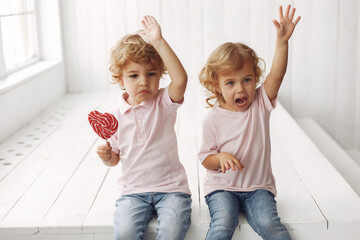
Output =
[
  {"x1": 205, "y1": 189, "x2": 291, "y2": 240},
  {"x1": 113, "y1": 192, "x2": 192, "y2": 240}
]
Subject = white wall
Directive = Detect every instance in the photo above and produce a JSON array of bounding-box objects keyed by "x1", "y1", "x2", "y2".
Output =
[
  {"x1": 60, "y1": 0, "x2": 360, "y2": 151},
  {"x1": 0, "y1": 0, "x2": 66, "y2": 143}
]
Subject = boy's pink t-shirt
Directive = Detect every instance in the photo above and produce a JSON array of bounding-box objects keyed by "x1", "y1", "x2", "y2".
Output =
[
  {"x1": 198, "y1": 85, "x2": 277, "y2": 196},
  {"x1": 108, "y1": 87, "x2": 191, "y2": 197}
]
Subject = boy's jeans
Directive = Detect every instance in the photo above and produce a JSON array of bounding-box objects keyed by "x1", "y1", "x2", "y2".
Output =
[
  {"x1": 205, "y1": 189, "x2": 291, "y2": 240},
  {"x1": 113, "y1": 192, "x2": 192, "y2": 240}
]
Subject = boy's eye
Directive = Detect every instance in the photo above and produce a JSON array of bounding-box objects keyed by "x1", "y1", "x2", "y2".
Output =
[
  {"x1": 129, "y1": 74, "x2": 138, "y2": 78},
  {"x1": 148, "y1": 72, "x2": 157, "y2": 77},
  {"x1": 244, "y1": 78, "x2": 252, "y2": 83}
]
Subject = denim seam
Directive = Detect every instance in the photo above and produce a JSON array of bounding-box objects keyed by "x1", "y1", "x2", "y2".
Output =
[
  {"x1": 244, "y1": 203, "x2": 262, "y2": 236},
  {"x1": 141, "y1": 205, "x2": 153, "y2": 234}
]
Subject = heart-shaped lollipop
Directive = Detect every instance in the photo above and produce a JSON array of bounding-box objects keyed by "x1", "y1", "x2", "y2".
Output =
[{"x1": 88, "y1": 111, "x2": 118, "y2": 139}]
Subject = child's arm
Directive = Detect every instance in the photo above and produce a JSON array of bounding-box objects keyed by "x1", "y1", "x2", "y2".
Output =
[
  {"x1": 140, "y1": 15, "x2": 187, "y2": 103},
  {"x1": 264, "y1": 5, "x2": 301, "y2": 101},
  {"x1": 97, "y1": 141, "x2": 120, "y2": 167},
  {"x1": 203, "y1": 152, "x2": 244, "y2": 174}
]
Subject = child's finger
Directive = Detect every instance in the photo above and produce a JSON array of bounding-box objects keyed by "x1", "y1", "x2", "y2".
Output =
[
  {"x1": 224, "y1": 161, "x2": 230, "y2": 170},
  {"x1": 234, "y1": 160, "x2": 244, "y2": 171},
  {"x1": 294, "y1": 16, "x2": 301, "y2": 26},
  {"x1": 278, "y1": 5, "x2": 284, "y2": 21},
  {"x1": 141, "y1": 20, "x2": 147, "y2": 29},
  {"x1": 150, "y1": 16, "x2": 159, "y2": 26},
  {"x1": 221, "y1": 164, "x2": 225, "y2": 173},
  {"x1": 147, "y1": 15, "x2": 154, "y2": 24},
  {"x1": 228, "y1": 160, "x2": 236, "y2": 171},
  {"x1": 285, "y1": 4, "x2": 291, "y2": 19},
  {"x1": 143, "y1": 15, "x2": 150, "y2": 25},
  {"x1": 289, "y1": 7, "x2": 296, "y2": 21},
  {"x1": 142, "y1": 16, "x2": 151, "y2": 29},
  {"x1": 272, "y1": 20, "x2": 280, "y2": 30}
]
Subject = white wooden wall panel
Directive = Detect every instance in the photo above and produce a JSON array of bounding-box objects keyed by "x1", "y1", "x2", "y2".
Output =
[
  {"x1": 223, "y1": 0, "x2": 250, "y2": 45},
  {"x1": 125, "y1": 0, "x2": 140, "y2": 34},
  {"x1": 74, "y1": 0, "x2": 92, "y2": 92},
  {"x1": 60, "y1": 0, "x2": 360, "y2": 152},
  {"x1": 334, "y1": 0, "x2": 358, "y2": 148},
  {"x1": 356, "y1": 2, "x2": 360, "y2": 150},
  {"x1": 88, "y1": 0, "x2": 108, "y2": 91},
  {"x1": 308, "y1": 0, "x2": 338, "y2": 142},
  {"x1": 60, "y1": 0, "x2": 78, "y2": 92},
  {"x1": 289, "y1": 0, "x2": 312, "y2": 117},
  {"x1": 203, "y1": 0, "x2": 225, "y2": 60}
]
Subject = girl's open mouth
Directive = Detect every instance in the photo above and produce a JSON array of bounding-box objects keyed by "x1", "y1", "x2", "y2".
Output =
[{"x1": 235, "y1": 97, "x2": 247, "y2": 107}]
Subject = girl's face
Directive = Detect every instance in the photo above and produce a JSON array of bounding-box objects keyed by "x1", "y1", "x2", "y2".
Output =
[
  {"x1": 120, "y1": 61, "x2": 161, "y2": 106},
  {"x1": 216, "y1": 61, "x2": 257, "y2": 112}
]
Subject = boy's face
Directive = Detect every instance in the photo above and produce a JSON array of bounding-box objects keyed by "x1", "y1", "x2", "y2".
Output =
[
  {"x1": 120, "y1": 61, "x2": 161, "y2": 106},
  {"x1": 216, "y1": 61, "x2": 256, "y2": 112}
]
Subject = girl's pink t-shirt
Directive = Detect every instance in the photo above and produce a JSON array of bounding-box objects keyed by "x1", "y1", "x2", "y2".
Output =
[
  {"x1": 198, "y1": 85, "x2": 277, "y2": 196},
  {"x1": 108, "y1": 87, "x2": 191, "y2": 197}
]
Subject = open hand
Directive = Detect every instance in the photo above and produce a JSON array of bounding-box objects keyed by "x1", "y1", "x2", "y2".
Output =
[
  {"x1": 139, "y1": 15, "x2": 162, "y2": 44},
  {"x1": 272, "y1": 5, "x2": 301, "y2": 42}
]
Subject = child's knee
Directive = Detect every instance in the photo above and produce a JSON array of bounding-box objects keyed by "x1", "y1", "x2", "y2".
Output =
[
  {"x1": 114, "y1": 222, "x2": 140, "y2": 240},
  {"x1": 254, "y1": 216, "x2": 289, "y2": 239},
  {"x1": 157, "y1": 210, "x2": 191, "y2": 240},
  {"x1": 156, "y1": 193, "x2": 192, "y2": 239}
]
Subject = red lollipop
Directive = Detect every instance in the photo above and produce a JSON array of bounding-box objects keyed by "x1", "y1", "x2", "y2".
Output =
[{"x1": 88, "y1": 111, "x2": 118, "y2": 139}]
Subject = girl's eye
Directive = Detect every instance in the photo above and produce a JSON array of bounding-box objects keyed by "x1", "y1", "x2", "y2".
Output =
[
  {"x1": 148, "y1": 72, "x2": 157, "y2": 77},
  {"x1": 244, "y1": 78, "x2": 252, "y2": 83},
  {"x1": 226, "y1": 81, "x2": 234, "y2": 86}
]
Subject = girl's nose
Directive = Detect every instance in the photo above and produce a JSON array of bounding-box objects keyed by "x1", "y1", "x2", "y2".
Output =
[{"x1": 237, "y1": 83, "x2": 245, "y2": 93}]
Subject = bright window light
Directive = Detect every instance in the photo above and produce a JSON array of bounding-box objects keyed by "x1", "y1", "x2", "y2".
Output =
[{"x1": 0, "y1": 0, "x2": 39, "y2": 73}]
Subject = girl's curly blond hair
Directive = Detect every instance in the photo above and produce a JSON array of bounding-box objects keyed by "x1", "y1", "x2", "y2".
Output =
[
  {"x1": 109, "y1": 32, "x2": 166, "y2": 88},
  {"x1": 199, "y1": 42, "x2": 265, "y2": 107}
]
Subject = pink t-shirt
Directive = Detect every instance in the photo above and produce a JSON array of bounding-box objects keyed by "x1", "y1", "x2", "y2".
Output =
[
  {"x1": 108, "y1": 87, "x2": 191, "y2": 197},
  {"x1": 198, "y1": 85, "x2": 277, "y2": 196}
]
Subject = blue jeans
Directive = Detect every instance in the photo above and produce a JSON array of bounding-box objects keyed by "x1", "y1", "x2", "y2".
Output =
[
  {"x1": 113, "y1": 192, "x2": 192, "y2": 240},
  {"x1": 205, "y1": 189, "x2": 291, "y2": 240}
]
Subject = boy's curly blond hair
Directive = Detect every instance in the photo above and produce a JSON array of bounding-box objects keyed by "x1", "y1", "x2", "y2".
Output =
[
  {"x1": 199, "y1": 42, "x2": 265, "y2": 107},
  {"x1": 109, "y1": 32, "x2": 166, "y2": 88}
]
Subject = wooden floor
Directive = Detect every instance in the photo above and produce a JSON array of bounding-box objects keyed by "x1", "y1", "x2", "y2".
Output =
[{"x1": 1, "y1": 91, "x2": 360, "y2": 240}]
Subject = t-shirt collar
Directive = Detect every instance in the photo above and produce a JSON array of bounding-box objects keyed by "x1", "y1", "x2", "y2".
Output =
[{"x1": 118, "y1": 92, "x2": 152, "y2": 114}]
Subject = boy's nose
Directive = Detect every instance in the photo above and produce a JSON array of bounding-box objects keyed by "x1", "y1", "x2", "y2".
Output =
[{"x1": 139, "y1": 76, "x2": 149, "y2": 85}]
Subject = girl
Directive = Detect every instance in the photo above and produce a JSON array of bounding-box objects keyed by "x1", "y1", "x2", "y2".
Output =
[
  {"x1": 97, "y1": 16, "x2": 191, "y2": 240},
  {"x1": 198, "y1": 5, "x2": 300, "y2": 240}
]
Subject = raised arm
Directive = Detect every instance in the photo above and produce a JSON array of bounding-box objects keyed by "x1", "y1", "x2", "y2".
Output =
[
  {"x1": 139, "y1": 15, "x2": 187, "y2": 103},
  {"x1": 264, "y1": 5, "x2": 301, "y2": 100}
]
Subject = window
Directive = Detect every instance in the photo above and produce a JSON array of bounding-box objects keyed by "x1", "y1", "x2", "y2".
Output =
[{"x1": 0, "y1": 0, "x2": 39, "y2": 78}]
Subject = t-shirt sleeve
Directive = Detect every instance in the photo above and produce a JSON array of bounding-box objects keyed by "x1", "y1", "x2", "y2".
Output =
[
  {"x1": 258, "y1": 84, "x2": 277, "y2": 113},
  {"x1": 198, "y1": 117, "x2": 218, "y2": 163},
  {"x1": 160, "y1": 86, "x2": 184, "y2": 113}
]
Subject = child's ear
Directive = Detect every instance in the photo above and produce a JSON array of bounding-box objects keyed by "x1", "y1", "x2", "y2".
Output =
[
  {"x1": 119, "y1": 78, "x2": 126, "y2": 90},
  {"x1": 214, "y1": 83, "x2": 221, "y2": 93}
]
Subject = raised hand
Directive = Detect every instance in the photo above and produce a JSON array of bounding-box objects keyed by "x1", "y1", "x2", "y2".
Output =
[
  {"x1": 139, "y1": 15, "x2": 162, "y2": 44},
  {"x1": 272, "y1": 5, "x2": 301, "y2": 42}
]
